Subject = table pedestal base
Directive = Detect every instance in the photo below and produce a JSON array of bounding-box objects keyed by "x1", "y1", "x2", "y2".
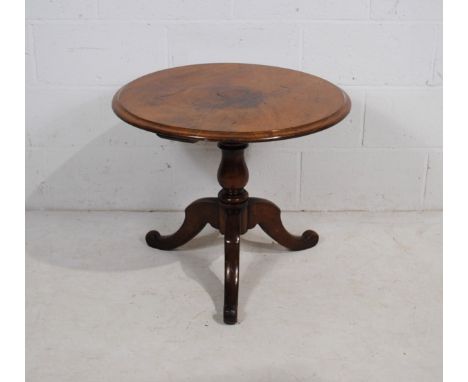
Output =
[{"x1": 145, "y1": 143, "x2": 319, "y2": 324}]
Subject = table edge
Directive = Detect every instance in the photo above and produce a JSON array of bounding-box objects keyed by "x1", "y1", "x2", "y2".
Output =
[{"x1": 112, "y1": 86, "x2": 351, "y2": 143}]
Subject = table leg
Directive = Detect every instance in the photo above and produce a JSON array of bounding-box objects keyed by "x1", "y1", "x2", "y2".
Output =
[
  {"x1": 217, "y1": 143, "x2": 249, "y2": 324},
  {"x1": 223, "y1": 208, "x2": 241, "y2": 324},
  {"x1": 145, "y1": 142, "x2": 319, "y2": 325},
  {"x1": 145, "y1": 197, "x2": 219, "y2": 250},
  {"x1": 248, "y1": 197, "x2": 319, "y2": 250}
]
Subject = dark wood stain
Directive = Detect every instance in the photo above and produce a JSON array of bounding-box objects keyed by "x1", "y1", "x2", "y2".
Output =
[
  {"x1": 192, "y1": 86, "x2": 264, "y2": 110},
  {"x1": 113, "y1": 64, "x2": 350, "y2": 324},
  {"x1": 112, "y1": 63, "x2": 351, "y2": 142},
  {"x1": 145, "y1": 144, "x2": 319, "y2": 324}
]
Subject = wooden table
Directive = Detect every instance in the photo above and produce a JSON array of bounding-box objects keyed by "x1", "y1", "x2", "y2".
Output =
[{"x1": 112, "y1": 63, "x2": 351, "y2": 324}]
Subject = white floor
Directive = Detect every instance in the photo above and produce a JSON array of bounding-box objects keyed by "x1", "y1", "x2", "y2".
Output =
[{"x1": 26, "y1": 211, "x2": 442, "y2": 382}]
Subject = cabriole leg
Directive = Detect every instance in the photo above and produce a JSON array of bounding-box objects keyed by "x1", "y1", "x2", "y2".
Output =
[
  {"x1": 248, "y1": 197, "x2": 319, "y2": 250},
  {"x1": 146, "y1": 197, "x2": 219, "y2": 250}
]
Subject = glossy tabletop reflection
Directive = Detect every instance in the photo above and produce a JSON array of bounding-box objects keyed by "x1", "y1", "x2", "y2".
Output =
[{"x1": 112, "y1": 63, "x2": 351, "y2": 142}]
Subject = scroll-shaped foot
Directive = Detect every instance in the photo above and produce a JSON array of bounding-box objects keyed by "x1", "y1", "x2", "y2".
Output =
[
  {"x1": 248, "y1": 197, "x2": 319, "y2": 251},
  {"x1": 146, "y1": 197, "x2": 219, "y2": 250},
  {"x1": 223, "y1": 209, "x2": 241, "y2": 324}
]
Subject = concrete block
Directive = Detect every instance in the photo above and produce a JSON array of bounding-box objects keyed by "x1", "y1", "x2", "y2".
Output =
[
  {"x1": 234, "y1": 0, "x2": 369, "y2": 20},
  {"x1": 26, "y1": 24, "x2": 36, "y2": 85},
  {"x1": 246, "y1": 147, "x2": 300, "y2": 210},
  {"x1": 364, "y1": 88, "x2": 442, "y2": 147},
  {"x1": 301, "y1": 149, "x2": 427, "y2": 210},
  {"x1": 26, "y1": 0, "x2": 97, "y2": 19},
  {"x1": 432, "y1": 25, "x2": 442, "y2": 85},
  {"x1": 424, "y1": 150, "x2": 442, "y2": 209},
  {"x1": 27, "y1": 88, "x2": 115, "y2": 147},
  {"x1": 34, "y1": 23, "x2": 167, "y2": 85},
  {"x1": 98, "y1": 0, "x2": 231, "y2": 20},
  {"x1": 370, "y1": 0, "x2": 442, "y2": 20},
  {"x1": 26, "y1": 148, "x2": 45, "y2": 204},
  {"x1": 303, "y1": 23, "x2": 436, "y2": 85},
  {"x1": 26, "y1": 145, "x2": 220, "y2": 210},
  {"x1": 168, "y1": 23, "x2": 301, "y2": 69}
]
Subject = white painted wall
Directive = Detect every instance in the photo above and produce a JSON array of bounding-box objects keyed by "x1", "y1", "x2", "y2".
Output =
[{"x1": 26, "y1": 0, "x2": 442, "y2": 211}]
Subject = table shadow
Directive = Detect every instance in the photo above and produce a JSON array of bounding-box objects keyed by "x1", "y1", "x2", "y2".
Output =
[
  {"x1": 27, "y1": 215, "x2": 294, "y2": 325},
  {"x1": 25, "y1": 93, "x2": 306, "y2": 324}
]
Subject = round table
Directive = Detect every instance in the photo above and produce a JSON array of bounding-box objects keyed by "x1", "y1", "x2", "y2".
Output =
[{"x1": 112, "y1": 63, "x2": 351, "y2": 324}]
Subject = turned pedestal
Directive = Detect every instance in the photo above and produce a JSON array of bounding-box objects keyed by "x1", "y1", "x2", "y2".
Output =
[{"x1": 145, "y1": 143, "x2": 318, "y2": 324}]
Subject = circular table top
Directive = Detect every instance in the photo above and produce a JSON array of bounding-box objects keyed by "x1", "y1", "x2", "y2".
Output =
[{"x1": 112, "y1": 63, "x2": 351, "y2": 143}]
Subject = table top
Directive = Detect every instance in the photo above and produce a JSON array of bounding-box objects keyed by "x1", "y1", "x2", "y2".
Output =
[{"x1": 112, "y1": 63, "x2": 351, "y2": 143}]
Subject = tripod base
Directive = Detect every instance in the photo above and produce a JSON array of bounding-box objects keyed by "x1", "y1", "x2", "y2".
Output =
[{"x1": 145, "y1": 143, "x2": 319, "y2": 324}]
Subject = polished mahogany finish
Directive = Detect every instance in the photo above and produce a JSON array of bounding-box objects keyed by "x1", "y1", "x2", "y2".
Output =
[
  {"x1": 113, "y1": 64, "x2": 351, "y2": 324},
  {"x1": 112, "y1": 63, "x2": 351, "y2": 143},
  {"x1": 145, "y1": 198, "x2": 219, "y2": 250},
  {"x1": 145, "y1": 144, "x2": 319, "y2": 324}
]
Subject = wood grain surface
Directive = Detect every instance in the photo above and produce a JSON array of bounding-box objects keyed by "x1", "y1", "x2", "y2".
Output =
[{"x1": 112, "y1": 63, "x2": 351, "y2": 142}]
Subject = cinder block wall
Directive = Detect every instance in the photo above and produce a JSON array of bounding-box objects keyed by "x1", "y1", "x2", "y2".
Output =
[{"x1": 26, "y1": 0, "x2": 442, "y2": 211}]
